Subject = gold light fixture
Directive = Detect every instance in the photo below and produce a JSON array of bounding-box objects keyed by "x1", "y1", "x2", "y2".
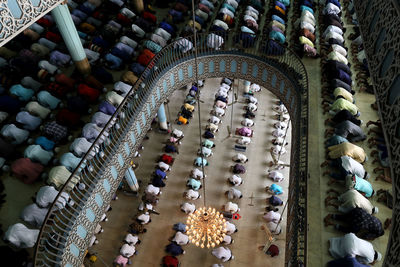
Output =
[{"x1": 186, "y1": 207, "x2": 227, "y2": 249}]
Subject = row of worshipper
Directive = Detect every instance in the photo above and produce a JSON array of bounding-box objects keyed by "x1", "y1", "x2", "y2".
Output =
[
  {"x1": 317, "y1": 2, "x2": 385, "y2": 266},
  {"x1": 293, "y1": 0, "x2": 319, "y2": 57},
  {"x1": 235, "y1": 0, "x2": 265, "y2": 48}
]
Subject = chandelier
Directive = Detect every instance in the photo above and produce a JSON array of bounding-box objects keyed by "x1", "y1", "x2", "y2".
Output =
[{"x1": 186, "y1": 207, "x2": 227, "y2": 248}]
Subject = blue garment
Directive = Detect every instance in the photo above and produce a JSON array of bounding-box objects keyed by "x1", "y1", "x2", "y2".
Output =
[
  {"x1": 275, "y1": 1, "x2": 286, "y2": 10},
  {"x1": 269, "y1": 30, "x2": 286, "y2": 44},
  {"x1": 60, "y1": 152, "x2": 82, "y2": 172},
  {"x1": 328, "y1": 256, "x2": 369, "y2": 267},
  {"x1": 300, "y1": 5, "x2": 314, "y2": 14},
  {"x1": 241, "y1": 26, "x2": 255, "y2": 34},
  {"x1": 326, "y1": 135, "x2": 348, "y2": 147},
  {"x1": 165, "y1": 242, "x2": 184, "y2": 256},
  {"x1": 159, "y1": 22, "x2": 175, "y2": 34},
  {"x1": 278, "y1": 0, "x2": 290, "y2": 6},
  {"x1": 173, "y1": 222, "x2": 187, "y2": 232},
  {"x1": 327, "y1": 0, "x2": 341, "y2": 8},
  {"x1": 272, "y1": 15, "x2": 285, "y2": 25},
  {"x1": 35, "y1": 136, "x2": 55, "y2": 151},
  {"x1": 99, "y1": 100, "x2": 117, "y2": 115},
  {"x1": 37, "y1": 91, "x2": 61, "y2": 109},
  {"x1": 105, "y1": 53, "x2": 123, "y2": 69},
  {"x1": 9, "y1": 84, "x2": 34, "y2": 102},
  {"x1": 130, "y1": 63, "x2": 145, "y2": 75},
  {"x1": 16, "y1": 111, "x2": 42, "y2": 131},
  {"x1": 155, "y1": 169, "x2": 167, "y2": 179},
  {"x1": 187, "y1": 178, "x2": 201, "y2": 190},
  {"x1": 111, "y1": 47, "x2": 130, "y2": 62},
  {"x1": 72, "y1": 9, "x2": 88, "y2": 20},
  {"x1": 270, "y1": 184, "x2": 283, "y2": 195},
  {"x1": 195, "y1": 15, "x2": 205, "y2": 26},
  {"x1": 195, "y1": 157, "x2": 208, "y2": 166},
  {"x1": 353, "y1": 175, "x2": 373, "y2": 197},
  {"x1": 301, "y1": 0, "x2": 313, "y2": 8},
  {"x1": 92, "y1": 66, "x2": 113, "y2": 84},
  {"x1": 222, "y1": 3, "x2": 236, "y2": 12},
  {"x1": 265, "y1": 40, "x2": 285, "y2": 55},
  {"x1": 92, "y1": 36, "x2": 110, "y2": 49}
]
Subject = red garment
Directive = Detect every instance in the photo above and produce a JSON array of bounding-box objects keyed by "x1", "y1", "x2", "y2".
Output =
[
  {"x1": 45, "y1": 82, "x2": 70, "y2": 97},
  {"x1": 37, "y1": 18, "x2": 53, "y2": 27},
  {"x1": 142, "y1": 11, "x2": 157, "y2": 24},
  {"x1": 45, "y1": 32, "x2": 62, "y2": 43},
  {"x1": 174, "y1": 2, "x2": 189, "y2": 13},
  {"x1": 84, "y1": 75, "x2": 104, "y2": 91},
  {"x1": 56, "y1": 108, "x2": 81, "y2": 128},
  {"x1": 55, "y1": 74, "x2": 76, "y2": 88},
  {"x1": 117, "y1": 13, "x2": 132, "y2": 26},
  {"x1": 77, "y1": 84, "x2": 101, "y2": 103},
  {"x1": 160, "y1": 154, "x2": 174, "y2": 164},
  {"x1": 11, "y1": 158, "x2": 44, "y2": 184},
  {"x1": 92, "y1": 11, "x2": 106, "y2": 21},
  {"x1": 198, "y1": 3, "x2": 210, "y2": 14},
  {"x1": 162, "y1": 255, "x2": 179, "y2": 267},
  {"x1": 267, "y1": 244, "x2": 279, "y2": 257},
  {"x1": 137, "y1": 49, "x2": 155, "y2": 67}
]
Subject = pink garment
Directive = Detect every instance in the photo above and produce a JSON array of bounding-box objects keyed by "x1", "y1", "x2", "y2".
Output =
[
  {"x1": 170, "y1": 137, "x2": 179, "y2": 143},
  {"x1": 304, "y1": 44, "x2": 317, "y2": 57},
  {"x1": 239, "y1": 127, "x2": 252, "y2": 136},
  {"x1": 114, "y1": 255, "x2": 128, "y2": 267},
  {"x1": 11, "y1": 158, "x2": 44, "y2": 184}
]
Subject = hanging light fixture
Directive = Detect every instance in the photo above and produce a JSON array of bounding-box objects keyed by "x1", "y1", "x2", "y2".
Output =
[
  {"x1": 186, "y1": 207, "x2": 227, "y2": 249},
  {"x1": 185, "y1": 0, "x2": 227, "y2": 249}
]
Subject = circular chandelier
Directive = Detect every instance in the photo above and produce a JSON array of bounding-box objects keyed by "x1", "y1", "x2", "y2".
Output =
[{"x1": 186, "y1": 207, "x2": 227, "y2": 248}]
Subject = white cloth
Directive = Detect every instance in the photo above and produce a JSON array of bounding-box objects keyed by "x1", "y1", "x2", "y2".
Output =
[
  {"x1": 185, "y1": 189, "x2": 200, "y2": 200},
  {"x1": 338, "y1": 189, "x2": 375, "y2": 214},
  {"x1": 267, "y1": 221, "x2": 281, "y2": 234},
  {"x1": 155, "y1": 28, "x2": 171, "y2": 41},
  {"x1": 199, "y1": 146, "x2": 212, "y2": 157},
  {"x1": 1, "y1": 124, "x2": 29, "y2": 144},
  {"x1": 324, "y1": 31, "x2": 344, "y2": 44},
  {"x1": 229, "y1": 175, "x2": 242, "y2": 186},
  {"x1": 207, "y1": 33, "x2": 224, "y2": 49},
  {"x1": 272, "y1": 129, "x2": 285, "y2": 138},
  {"x1": 247, "y1": 103, "x2": 257, "y2": 112},
  {"x1": 181, "y1": 202, "x2": 196, "y2": 214},
  {"x1": 241, "y1": 118, "x2": 254, "y2": 127},
  {"x1": 137, "y1": 212, "x2": 150, "y2": 224},
  {"x1": 263, "y1": 211, "x2": 281, "y2": 223},
  {"x1": 341, "y1": 156, "x2": 366, "y2": 178},
  {"x1": 209, "y1": 116, "x2": 221, "y2": 124},
  {"x1": 332, "y1": 44, "x2": 347, "y2": 57},
  {"x1": 223, "y1": 235, "x2": 233, "y2": 244},
  {"x1": 268, "y1": 171, "x2": 284, "y2": 182},
  {"x1": 233, "y1": 153, "x2": 247, "y2": 163},
  {"x1": 237, "y1": 136, "x2": 251, "y2": 145},
  {"x1": 91, "y1": 112, "x2": 112, "y2": 128},
  {"x1": 124, "y1": 234, "x2": 139, "y2": 245},
  {"x1": 36, "y1": 186, "x2": 58, "y2": 208},
  {"x1": 70, "y1": 137, "x2": 92, "y2": 157},
  {"x1": 300, "y1": 21, "x2": 315, "y2": 33},
  {"x1": 173, "y1": 129, "x2": 184, "y2": 138},
  {"x1": 174, "y1": 38, "x2": 193, "y2": 53},
  {"x1": 191, "y1": 168, "x2": 205, "y2": 179},
  {"x1": 158, "y1": 161, "x2": 170, "y2": 171},
  {"x1": 213, "y1": 106, "x2": 225, "y2": 117},
  {"x1": 250, "y1": 83, "x2": 260, "y2": 92},
  {"x1": 172, "y1": 231, "x2": 189, "y2": 245},
  {"x1": 274, "y1": 121, "x2": 287, "y2": 129},
  {"x1": 120, "y1": 244, "x2": 135, "y2": 257},
  {"x1": 146, "y1": 184, "x2": 161, "y2": 195},
  {"x1": 224, "y1": 201, "x2": 239, "y2": 213},
  {"x1": 271, "y1": 145, "x2": 287, "y2": 155},
  {"x1": 225, "y1": 222, "x2": 236, "y2": 234},
  {"x1": 323, "y1": 25, "x2": 343, "y2": 38},
  {"x1": 329, "y1": 233, "x2": 375, "y2": 264},
  {"x1": 20, "y1": 203, "x2": 48, "y2": 227},
  {"x1": 4, "y1": 223, "x2": 39, "y2": 248},
  {"x1": 227, "y1": 188, "x2": 242, "y2": 199},
  {"x1": 323, "y1": 3, "x2": 341, "y2": 15},
  {"x1": 212, "y1": 247, "x2": 232, "y2": 262},
  {"x1": 106, "y1": 91, "x2": 124, "y2": 106}
]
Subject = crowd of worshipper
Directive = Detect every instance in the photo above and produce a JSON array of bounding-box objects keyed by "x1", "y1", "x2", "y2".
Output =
[
  {"x1": 292, "y1": 0, "x2": 318, "y2": 57},
  {"x1": 0, "y1": 0, "x2": 204, "y2": 252},
  {"x1": 264, "y1": 0, "x2": 290, "y2": 48},
  {"x1": 317, "y1": 1, "x2": 390, "y2": 266}
]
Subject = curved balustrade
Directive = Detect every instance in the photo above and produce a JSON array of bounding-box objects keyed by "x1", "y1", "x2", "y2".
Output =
[{"x1": 34, "y1": 33, "x2": 308, "y2": 266}]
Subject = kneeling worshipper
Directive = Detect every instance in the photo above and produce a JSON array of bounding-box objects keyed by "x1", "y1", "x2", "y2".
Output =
[
  {"x1": 172, "y1": 231, "x2": 189, "y2": 245},
  {"x1": 329, "y1": 233, "x2": 382, "y2": 265},
  {"x1": 324, "y1": 207, "x2": 384, "y2": 240},
  {"x1": 20, "y1": 203, "x2": 48, "y2": 228},
  {"x1": 212, "y1": 247, "x2": 234, "y2": 262},
  {"x1": 4, "y1": 223, "x2": 39, "y2": 248},
  {"x1": 326, "y1": 189, "x2": 378, "y2": 215}
]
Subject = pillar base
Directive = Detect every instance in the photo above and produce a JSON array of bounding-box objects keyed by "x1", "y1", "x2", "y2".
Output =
[
  {"x1": 133, "y1": 0, "x2": 144, "y2": 14},
  {"x1": 74, "y1": 58, "x2": 91, "y2": 76},
  {"x1": 159, "y1": 121, "x2": 168, "y2": 130}
]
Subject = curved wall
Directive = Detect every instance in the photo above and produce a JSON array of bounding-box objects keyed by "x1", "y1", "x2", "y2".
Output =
[{"x1": 34, "y1": 38, "x2": 308, "y2": 266}]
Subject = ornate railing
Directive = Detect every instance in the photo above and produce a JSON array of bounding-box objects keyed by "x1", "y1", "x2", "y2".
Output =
[
  {"x1": 352, "y1": 1, "x2": 400, "y2": 266},
  {"x1": 0, "y1": 0, "x2": 64, "y2": 47},
  {"x1": 33, "y1": 32, "x2": 308, "y2": 266}
]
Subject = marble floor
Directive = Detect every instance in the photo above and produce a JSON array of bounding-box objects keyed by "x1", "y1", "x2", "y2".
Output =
[{"x1": 90, "y1": 78, "x2": 292, "y2": 266}]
